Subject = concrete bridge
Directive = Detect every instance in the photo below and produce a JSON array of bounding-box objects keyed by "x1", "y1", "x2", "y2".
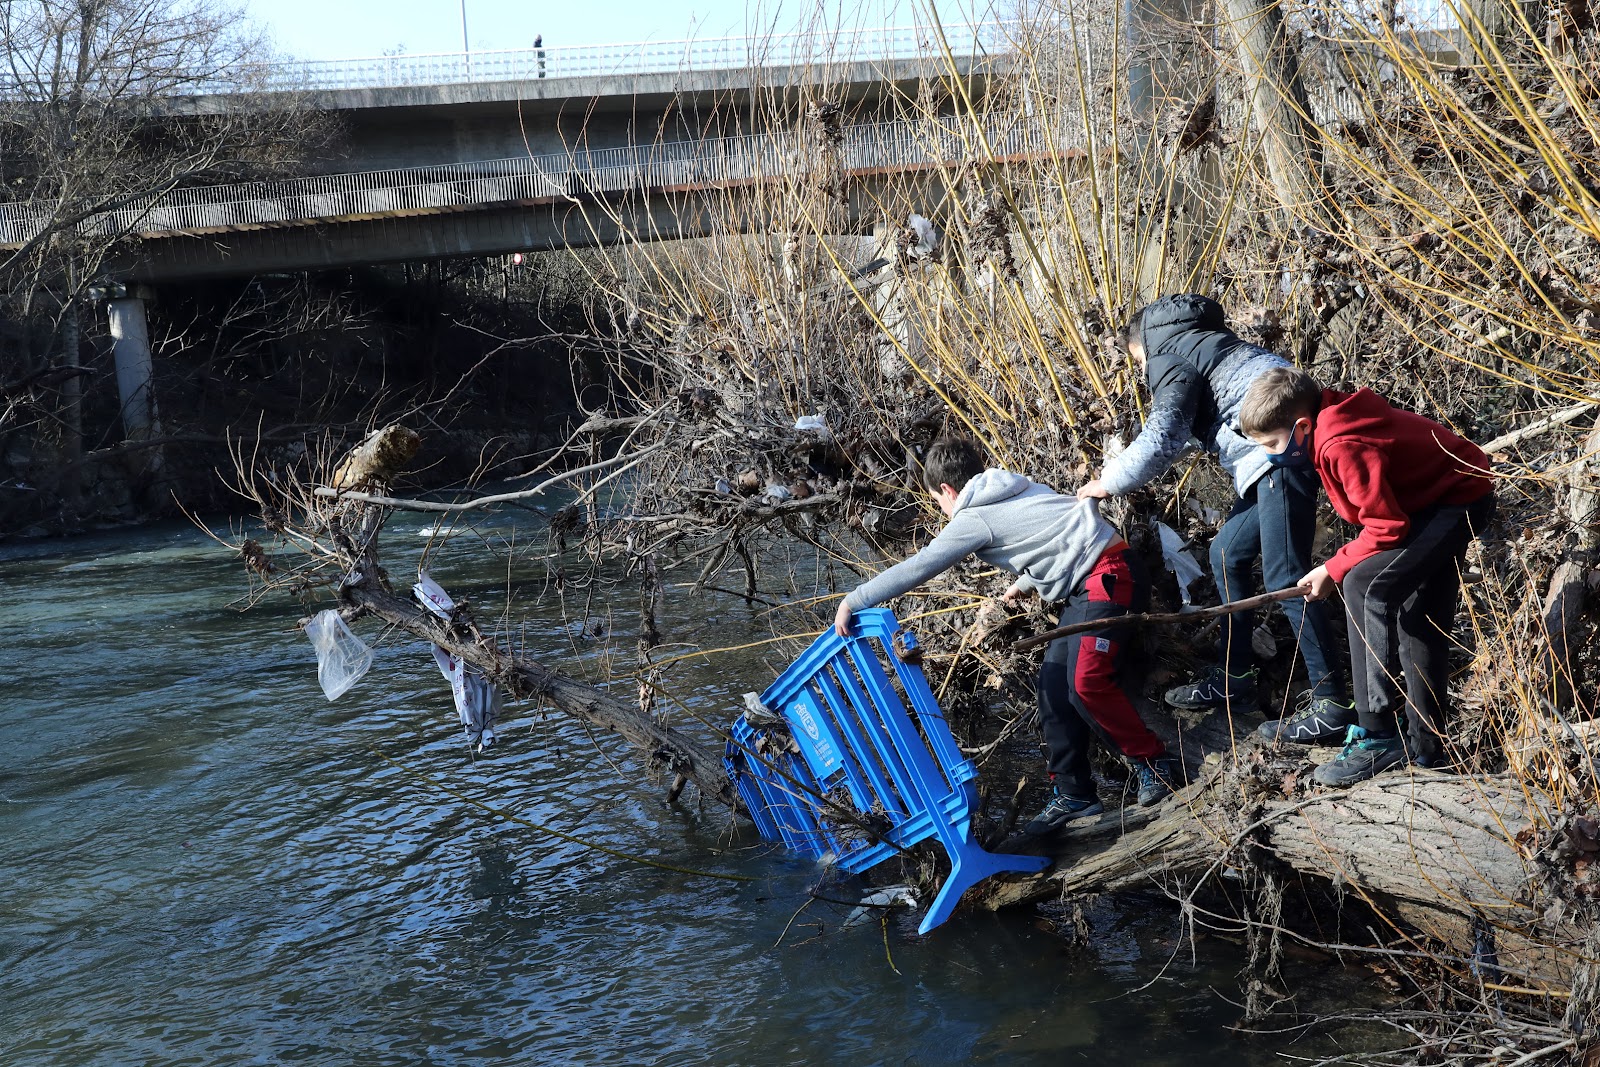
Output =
[
  {"x1": 0, "y1": 21, "x2": 1023, "y2": 282},
  {"x1": 0, "y1": 20, "x2": 1033, "y2": 448}
]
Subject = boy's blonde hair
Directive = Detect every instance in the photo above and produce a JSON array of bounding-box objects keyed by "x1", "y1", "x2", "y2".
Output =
[{"x1": 1240, "y1": 367, "x2": 1323, "y2": 436}]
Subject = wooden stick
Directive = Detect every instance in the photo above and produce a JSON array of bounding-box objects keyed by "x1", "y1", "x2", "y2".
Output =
[
  {"x1": 1011, "y1": 586, "x2": 1307, "y2": 652},
  {"x1": 1480, "y1": 397, "x2": 1598, "y2": 454}
]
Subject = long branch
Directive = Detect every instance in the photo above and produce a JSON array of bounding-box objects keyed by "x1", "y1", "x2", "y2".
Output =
[
  {"x1": 312, "y1": 444, "x2": 666, "y2": 512},
  {"x1": 1012, "y1": 586, "x2": 1305, "y2": 652}
]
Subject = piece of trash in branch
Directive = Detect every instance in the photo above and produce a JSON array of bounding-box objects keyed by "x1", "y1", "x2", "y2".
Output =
[
  {"x1": 1253, "y1": 624, "x2": 1278, "y2": 660},
  {"x1": 413, "y1": 571, "x2": 504, "y2": 751},
  {"x1": 1154, "y1": 520, "x2": 1206, "y2": 605},
  {"x1": 428, "y1": 646, "x2": 504, "y2": 752},
  {"x1": 304, "y1": 609, "x2": 374, "y2": 701},
  {"x1": 762, "y1": 482, "x2": 793, "y2": 504},
  {"x1": 793, "y1": 413, "x2": 832, "y2": 440},
  {"x1": 1185, "y1": 497, "x2": 1223, "y2": 526},
  {"x1": 724, "y1": 608, "x2": 1048, "y2": 935},
  {"x1": 905, "y1": 213, "x2": 938, "y2": 257},
  {"x1": 841, "y1": 884, "x2": 920, "y2": 930}
]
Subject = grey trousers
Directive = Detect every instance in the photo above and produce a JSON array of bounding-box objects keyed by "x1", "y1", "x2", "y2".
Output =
[{"x1": 1342, "y1": 494, "x2": 1492, "y2": 765}]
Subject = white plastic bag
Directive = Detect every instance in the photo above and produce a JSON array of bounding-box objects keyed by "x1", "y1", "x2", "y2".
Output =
[
  {"x1": 415, "y1": 570, "x2": 503, "y2": 751},
  {"x1": 304, "y1": 609, "x2": 373, "y2": 701},
  {"x1": 1154, "y1": 521, "x2": 1206, "y2": 606}
]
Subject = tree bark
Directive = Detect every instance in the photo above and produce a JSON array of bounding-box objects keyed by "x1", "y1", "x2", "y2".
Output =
[
  {"x1": 973, "y1": 761, "x2": 1586, "y2": 987},
  {"x1": 1221, "y1": 0, "x2": 1321, "y2": 223},
  {"x1": 1539, "y1": 418, "x2": 1600, "y2": 711}
]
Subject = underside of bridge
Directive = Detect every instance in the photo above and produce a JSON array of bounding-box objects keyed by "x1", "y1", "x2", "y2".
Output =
[{"x1": 106, "y1": 170, "x2": 955, "y2": 282}]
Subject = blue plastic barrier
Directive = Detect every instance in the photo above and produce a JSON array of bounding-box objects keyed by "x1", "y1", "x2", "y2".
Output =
[{"x1": 724, "y1": 607, "x2": 1050, "y2": 934}]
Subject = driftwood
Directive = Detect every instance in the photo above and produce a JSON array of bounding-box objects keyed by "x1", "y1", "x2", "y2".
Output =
[{"x1": 341, "y1": 576, "x2": 738, "y2": 808}]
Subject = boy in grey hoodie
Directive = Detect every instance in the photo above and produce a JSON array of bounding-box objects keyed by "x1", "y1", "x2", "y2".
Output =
[{"x1": 833, "y1": 437, "x2": 1181, "y2": 833}]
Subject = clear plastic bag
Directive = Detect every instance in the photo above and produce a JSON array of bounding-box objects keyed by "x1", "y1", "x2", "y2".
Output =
[{"x1": 304, "y1": 609, "x2": 374, "y2": 701}]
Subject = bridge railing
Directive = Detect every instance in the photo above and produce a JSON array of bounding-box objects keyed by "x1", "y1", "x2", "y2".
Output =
[
  {"x1": 0, "y1": 115, "x2": 1059, "y2": 247},
  {"x1": 256, "y1": 20, "x2": 1019, "y2": 93}
]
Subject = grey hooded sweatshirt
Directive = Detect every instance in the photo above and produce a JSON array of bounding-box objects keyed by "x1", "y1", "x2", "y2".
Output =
[{"x1": 842, "y1": 469, "x2": 1119, "y2": 610}]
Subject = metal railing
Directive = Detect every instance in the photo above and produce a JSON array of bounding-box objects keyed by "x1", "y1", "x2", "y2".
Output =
[
  {"x1": 0, "y1": 116, "x2": 1055, "y2": 247},
  {"x1": 254, "y1": 20, "x2": 1019, "y2": 93}
]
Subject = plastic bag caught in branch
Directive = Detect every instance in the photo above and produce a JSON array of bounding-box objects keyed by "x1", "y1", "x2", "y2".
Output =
[
  {"x1": 1154, "y1": 521, "x2": 1206, "y2": 606},
  {"x1": 304, "y1": 609, "x2": 374, "y2": 701},
  {"x1": 414, "y1": 571, "x2": 503, "y2": 751}
]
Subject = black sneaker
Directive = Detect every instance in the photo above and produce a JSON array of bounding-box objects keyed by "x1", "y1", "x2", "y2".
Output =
[
  {"x1": 1257, "y1": 692, "x2": 1359, "y2": 745},
  {"x1": 1133, "y1": 757, "x2": 1182, "y2": 807},
  {"x1": 1312, "y1": 727, "x2": 1408, "y2": 787},
  {"x1": 1021, "y1": 792, "x2": 1104, "y2": 836},
  {"x1": 1165, "y1": 667, "x2": 1258, "y2": 711}
]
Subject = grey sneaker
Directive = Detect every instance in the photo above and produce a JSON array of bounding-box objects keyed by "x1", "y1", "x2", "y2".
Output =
[
  {"x1": 1165, "y1": 667, "x2": 1258, "y2": 711},
  {"x1": 1258, "y1": 692, "x2": 1359, "y2": 745},
  {"x1": 1133, "y1": 757, "x2": 1182, "y2": 807},
  {"x1": 1021, "y1": 792, "x2": 1104, "y2": 836},
  {"x1": 1312, "y1": 727, "x2": 1409, "y2": 787}
]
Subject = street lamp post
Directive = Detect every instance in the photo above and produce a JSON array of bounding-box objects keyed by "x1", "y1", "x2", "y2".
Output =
[{"x1": 460, "y1": 0, "x2": 470, "y2": 78}]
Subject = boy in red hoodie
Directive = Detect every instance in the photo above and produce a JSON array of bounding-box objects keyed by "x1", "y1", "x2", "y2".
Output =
[{"x1": 1239, "y1": 368, "x2": 1494, "y2": 786}]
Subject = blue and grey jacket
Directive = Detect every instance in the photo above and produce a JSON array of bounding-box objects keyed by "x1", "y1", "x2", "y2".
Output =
[{"x1": 1101, "y1": 294, "x2": 1288, "y2": 498}]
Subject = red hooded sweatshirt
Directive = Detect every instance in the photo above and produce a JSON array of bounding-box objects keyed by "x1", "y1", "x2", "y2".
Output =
[{"x1": 1313, "y1": 388, "x2": 1493, "y2": 582}]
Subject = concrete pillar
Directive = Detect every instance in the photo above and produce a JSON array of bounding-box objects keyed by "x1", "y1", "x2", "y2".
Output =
[{"x1": 107, "y1": 295, "x2": 160, "y2": 444}]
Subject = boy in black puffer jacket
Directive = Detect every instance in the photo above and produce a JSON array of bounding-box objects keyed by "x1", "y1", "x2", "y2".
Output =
[{"x1": 1076, "y1": 294, "x2": 1353, "y2": 742}]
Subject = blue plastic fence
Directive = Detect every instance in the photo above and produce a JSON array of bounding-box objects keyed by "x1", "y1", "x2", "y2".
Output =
[{"x1": 725, "y1": 607, "x2": 1049, "y2": 934}]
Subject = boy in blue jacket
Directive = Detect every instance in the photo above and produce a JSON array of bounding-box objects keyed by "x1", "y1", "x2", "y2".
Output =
[
  {"x1": 1077, "y1": 294, "x2": 1353, "y2": 741},
  {"x1": 834, "y1": 436, "x2": 1181, "y2": 834}
]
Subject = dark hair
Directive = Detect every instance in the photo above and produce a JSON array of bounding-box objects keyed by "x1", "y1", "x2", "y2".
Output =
[
  {"x1": 1119, "y1": 305, "x2": 1148, "y2": 355},
  {"x1": 919, "y1": 436, "x2": 986, "y2": 494},
  {"x1": 1240, "y1": 366, "x2": 1323, "y2": 436}
]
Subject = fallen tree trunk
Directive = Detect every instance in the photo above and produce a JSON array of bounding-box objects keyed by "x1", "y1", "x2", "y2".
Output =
[
  {"x1": 339, "y1": 574, "x2": 740, "y2": 810},
  {"x1": 973, "y1": 752, "x2": 1592, "y2": 988}
]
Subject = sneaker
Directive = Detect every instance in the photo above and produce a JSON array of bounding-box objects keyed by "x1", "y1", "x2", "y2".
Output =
[
  {"x1": 1021, "y1": 792, "x2": 1104, "y2": 836},
  {"x1": 1312, "y1": 726, "x2": 1409, "y2": 787},
  {"x1": 1257, "y1": 692, "x2": 1359, "y2": 745},
  {"x1": 1134, "y1": 757, "x2": 1182, "y2": 807},
  {"x1": 1165, "y1": 667, "x2": 1257, "y2": 711}
]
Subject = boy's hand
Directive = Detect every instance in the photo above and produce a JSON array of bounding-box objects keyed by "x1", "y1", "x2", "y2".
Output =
[
  {"x1": 833, "y1": 599, "x2": 855, "y2": 637},
  {"x1": 1077, "y1": 478, "x2": 1111, "y2": 501},
  {"x1": 1001, "y1": 581, "x2": 1033, "y2": 605},
  {"x1": 1298, "y1": 565, "x2": 1336, "y2": 602}
]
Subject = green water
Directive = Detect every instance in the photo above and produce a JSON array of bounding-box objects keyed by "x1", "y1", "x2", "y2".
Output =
[{"x1": 0, "y1": 515, "x2": 1376, "y2": 1065}]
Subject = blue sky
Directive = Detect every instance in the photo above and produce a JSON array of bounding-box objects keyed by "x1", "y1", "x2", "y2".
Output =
[{"x1": 237, "y1": 0, "x2": 984, "y2": 61}]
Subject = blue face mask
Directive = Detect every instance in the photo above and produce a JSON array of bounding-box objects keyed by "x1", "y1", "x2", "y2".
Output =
[{"x1": 1266, "y1": 422, "x2": 1313, "y2": 468}]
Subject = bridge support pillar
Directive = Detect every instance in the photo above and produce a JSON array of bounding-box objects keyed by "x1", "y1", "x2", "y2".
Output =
[{"x1": 107, "y1": 292, "x2": 162, "y2": 454}]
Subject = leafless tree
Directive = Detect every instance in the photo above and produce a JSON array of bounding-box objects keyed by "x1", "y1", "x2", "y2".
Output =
[{"x1": 0, "y1": 0, "x2": 329, "y2": 503}]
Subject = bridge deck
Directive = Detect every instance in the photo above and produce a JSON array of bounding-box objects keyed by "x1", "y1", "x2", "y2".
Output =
[{"x1": 0, "y1": 117, "x2": 1067, "y2": 249}]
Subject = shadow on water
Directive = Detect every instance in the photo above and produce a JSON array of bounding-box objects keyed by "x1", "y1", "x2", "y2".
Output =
[{"x1": 0, "y1": 516, "x2": 1385, "y2": 1066}]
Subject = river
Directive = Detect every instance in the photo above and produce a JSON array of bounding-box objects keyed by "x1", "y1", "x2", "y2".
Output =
[{"x1": 0, "y1": 513, "x2": 1382, "y2": 1065}]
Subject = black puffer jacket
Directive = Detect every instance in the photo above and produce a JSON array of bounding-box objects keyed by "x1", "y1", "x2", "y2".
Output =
[{"x1": 1100, "y1": 294, "x2": 1288, "y2": 497}]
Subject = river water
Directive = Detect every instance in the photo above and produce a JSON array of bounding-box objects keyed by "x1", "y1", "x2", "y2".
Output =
[{"x1": 0, "y1": 513, "x2": 1379, "y2": 1066}]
